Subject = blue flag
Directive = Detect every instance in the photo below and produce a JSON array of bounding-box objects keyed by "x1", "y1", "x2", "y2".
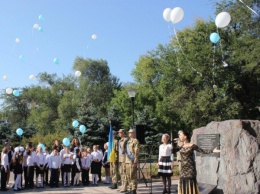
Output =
[{"x1": 107, "y1": 123, "x2": 114, "y2": 161}]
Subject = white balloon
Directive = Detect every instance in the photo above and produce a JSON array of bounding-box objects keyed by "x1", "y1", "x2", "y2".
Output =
[
  {"x1": 215, "y1": 12, "x2": 231, "y2": 28},
  {"x1": 3, "y1": 75, "x2": 8, "y2": 81},
  {"x1": 163, "y1": 8, "x2": 172, "y2": 22},
  {"x1": 33, "y1": 23, "x2": 39, "y2": 29},
  {"x1": 92, "y1": 34, "x2": 97, "y2": 40},
  {"x1": 170, "y1": 7, "x2": 184, "y2": 24},
  {"x1": 6, "y1": 88, "x2": 13, "y2": 94},
  {"x1": 222, "y1": 61, "x2": 229, "y2": 67},
  {"x1": 75, "y1": 71, "x2": 82, "y2": 77},
  {"x1": 29, "y1": 75, "x2": 36, "y2": 80},
  {"x1": 15, "y1": 38, "x2": 20, "y2": 43}
]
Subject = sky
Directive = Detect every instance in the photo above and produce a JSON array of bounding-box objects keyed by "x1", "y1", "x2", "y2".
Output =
[{"x1": 0, "y1": 0, "x2": 217, "y2": 91}]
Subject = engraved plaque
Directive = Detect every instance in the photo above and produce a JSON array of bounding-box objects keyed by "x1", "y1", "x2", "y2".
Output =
[{"x1": 196, "y1": 134, "x2": 220, "y2": 157}]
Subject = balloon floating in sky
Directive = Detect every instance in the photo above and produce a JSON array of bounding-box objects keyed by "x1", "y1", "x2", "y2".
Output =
[
  {"x1": 92, "y1": 34, "x2": 97, "y2": 40},
  {"x1": 163, "y1": 8, "x2": 172, "y2": 22},
  {"x1": 62, "y1": 138, "x2": 70, "y2": 147},
  {"x1": 53, "y1": 58, "x2": 59, "y2": 64},
  {"x1": 19, "y1": 55, "x2": 25, "y2": 61},
  {"x1": 38, "y1": 26, "x2": 43, "y2": 32},
  {"x1": 72, "y1": 120, "x2": 79, "y2": 128},
  {"x1": 15, "y1": 38, "x2": 20, "y2": 43},
  {"x1": 170, "y1": 7, "x2": 184, "y2": 24},
  {"x1": 6, "y1": 88, "x2": 13, "y2": 94},
  {"x1": 210, "y1": 32, "x2": 220, "y2": 43},
  {"x1": 33, "y1": 23, "x2": 39, "y2": 29},
  {"x1": 215, "y1": 12, "x2": 231, "y2": 28},
  {"x1": 79, "y1": 125, "x2": 86, "y2": 134},
  {"x1": 16, "y1": 128, "x2": 23, "y2": 136},
  {"x1": 39, "y1": 15, "x2": 44, "y2": 21},
  {"x1": 75, "y1": 71, "x2": 82, "y2": 77},
  {"x1": 13, "y1": 90, "x2": 20, "y2": 97},
  {"x1": 29, "y1": 75, "x2": 36, "y2": 81},
  {"x1": 3, "y1": 75, "x2": 8, "y2": 81}
]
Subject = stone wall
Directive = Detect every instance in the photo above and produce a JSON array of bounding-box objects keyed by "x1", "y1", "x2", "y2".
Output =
[{"x1": 191, "y1": 120, "x2": 260, "y2": 194}]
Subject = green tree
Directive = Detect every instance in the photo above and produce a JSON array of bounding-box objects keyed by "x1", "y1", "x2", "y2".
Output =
[
  {"x1": 131, "y1": 0, "x2": 259, "y2": 131},
  {"x1": 75, "y1": 99, "x2": 107, "y2": 147},
  {"x1": 73, "y1": 57, "x2": 121, "y2": 117}
]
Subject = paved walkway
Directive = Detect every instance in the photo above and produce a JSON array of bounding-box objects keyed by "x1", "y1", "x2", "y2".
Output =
[{"x1": 4, "y1": 177, "x2": 179, "y2": 194}]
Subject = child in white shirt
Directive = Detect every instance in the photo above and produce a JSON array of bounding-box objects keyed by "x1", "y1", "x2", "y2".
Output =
[{"x1": 36, "y1": 145, "x2": 45, "y2": 188}]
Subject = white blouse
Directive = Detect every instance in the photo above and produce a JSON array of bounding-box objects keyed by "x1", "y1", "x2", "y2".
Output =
[
  {"x1": 63, "y1": 153, "x2": 73, "y2": 165},
  {"x1": 91, "y1": 151, "x2": 102, "y2": 161},
  {"x1": 158, "y1": 144, "x2": 173, "y2": 161},
  {"x1": 36, "y1": 153, "x2": 45, "y2": 166}
]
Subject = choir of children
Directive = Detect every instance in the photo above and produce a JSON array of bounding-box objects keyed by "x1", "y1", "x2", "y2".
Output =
[{"x1": 0, "y1": 141, "x2": 109, "y2": 191}]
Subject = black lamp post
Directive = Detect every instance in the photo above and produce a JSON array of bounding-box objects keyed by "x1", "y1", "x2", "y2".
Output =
[{"x1": 127, "y1": 88, "x2": 136, "y2": 130}]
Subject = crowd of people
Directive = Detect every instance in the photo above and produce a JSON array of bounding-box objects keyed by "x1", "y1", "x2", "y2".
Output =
[
  {"x1": 0, "y1": 137, "x2": 110, "y2": 192},
  {"x1": 0, "y1": 129, "x2": 220, "y2": 194}
]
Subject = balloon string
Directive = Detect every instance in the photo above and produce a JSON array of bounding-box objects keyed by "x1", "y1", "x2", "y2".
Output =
[
  {"x1": 173, "y1": 27, "x2": 202, "y2": 76},
  {"x1": 216, "y1": 28, "x2": 225, "y2": 61},
  {"x1": 167, "y1": 24, "x2": 179, "y2": 71},
  {"x1": 239, "y1": 0, "x2": 259, "y2": 16},
  {"x1": 167, "y1": 23, "x2": 173, "y2": 38},
  {"x1": 175, "y1": 50, "x2": 181, "y2": 71},
  {"x1": 212, "y1": 45, "x2": 216, "y2": 85}
]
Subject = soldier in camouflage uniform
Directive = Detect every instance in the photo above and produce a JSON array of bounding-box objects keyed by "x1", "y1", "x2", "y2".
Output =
[
  {"x1": 109, "y1": 131, "x2": 119, "y2": 189},
  {"x1": 117, "y1": 129, "x2": 128, "y2": 193},
  {"x1": 125, "y1": 128, "x2": 140, "y2": 194}
]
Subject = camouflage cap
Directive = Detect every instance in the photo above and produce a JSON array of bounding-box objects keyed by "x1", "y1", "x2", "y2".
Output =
[
  {"x1": 113, "y1": 130, "x2": 117, "y2": 135},
  {"x1": 118, "y1": 129, "x2": 125, "y2": 133},
  {"x1": 128, "y1": 128, "x2": 134, "y2": 133}
]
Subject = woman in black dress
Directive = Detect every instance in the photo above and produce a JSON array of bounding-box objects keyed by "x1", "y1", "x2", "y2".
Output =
[{"x1": 176, "y1": 130, "x2": 220, "y2": 194}]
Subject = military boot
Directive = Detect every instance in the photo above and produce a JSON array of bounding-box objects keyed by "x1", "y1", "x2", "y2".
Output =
[
  {"x1": 109, "y1": 183, "x2": 116, "y2": 189},
  {"x1": 119, "y1": 183, "x2": 127, "y2": 192},
  {"x1": 110, "y1": 184, "x2": 118, "y2": 189}
]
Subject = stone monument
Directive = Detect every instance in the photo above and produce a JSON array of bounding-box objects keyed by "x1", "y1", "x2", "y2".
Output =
[{"x1": 191, "y1": 120, "x2": 260, "y2": 194}]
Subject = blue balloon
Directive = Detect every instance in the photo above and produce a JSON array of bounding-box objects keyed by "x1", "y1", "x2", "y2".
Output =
[
  {"x1": 72, "y1": 120, "x2": 79, "y2": 128},
  {"x1": 79, "y1": 125, "x2": 86, "y2": 133},
  {"x1": 39, "y1": 15, "x2": 44, "y2": 21},
  {"x1": 210, "y1": 32, "x2": 220, "y2": 43},
  {"x1": 19, "y1": 55, "x2": 25, "y2": 61},
  {"x1": 53, "y1": 58, "x2": 59, "y2": 64},
  {"x1": 16, "y1": 128, "x2": 23, "y2": 136},
  {"x1": 13, "y1": 90, "x2": 20, "y2": 97},
  {"x1": 38, "y1": 143, "x2": 45, "y2": 151},
  {"x1": 38, "y1": 26, "x2": 43, "y2": 32},
  {"x1": 63, "y1": 138, "x2": 70, "y2": 147}
]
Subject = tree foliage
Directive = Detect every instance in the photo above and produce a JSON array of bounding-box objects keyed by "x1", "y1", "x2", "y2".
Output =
[{"x1": 0, "y1": 0, "x2": 259, "y2": 146}]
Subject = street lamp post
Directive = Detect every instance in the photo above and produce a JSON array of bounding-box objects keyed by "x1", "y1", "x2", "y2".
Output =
[
  {"x1": 127, "y1": 88, "x2": 141, "y2": 181},
  {"x1": 127, "y1": 88, "x2": 136, "y2": 132}
]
